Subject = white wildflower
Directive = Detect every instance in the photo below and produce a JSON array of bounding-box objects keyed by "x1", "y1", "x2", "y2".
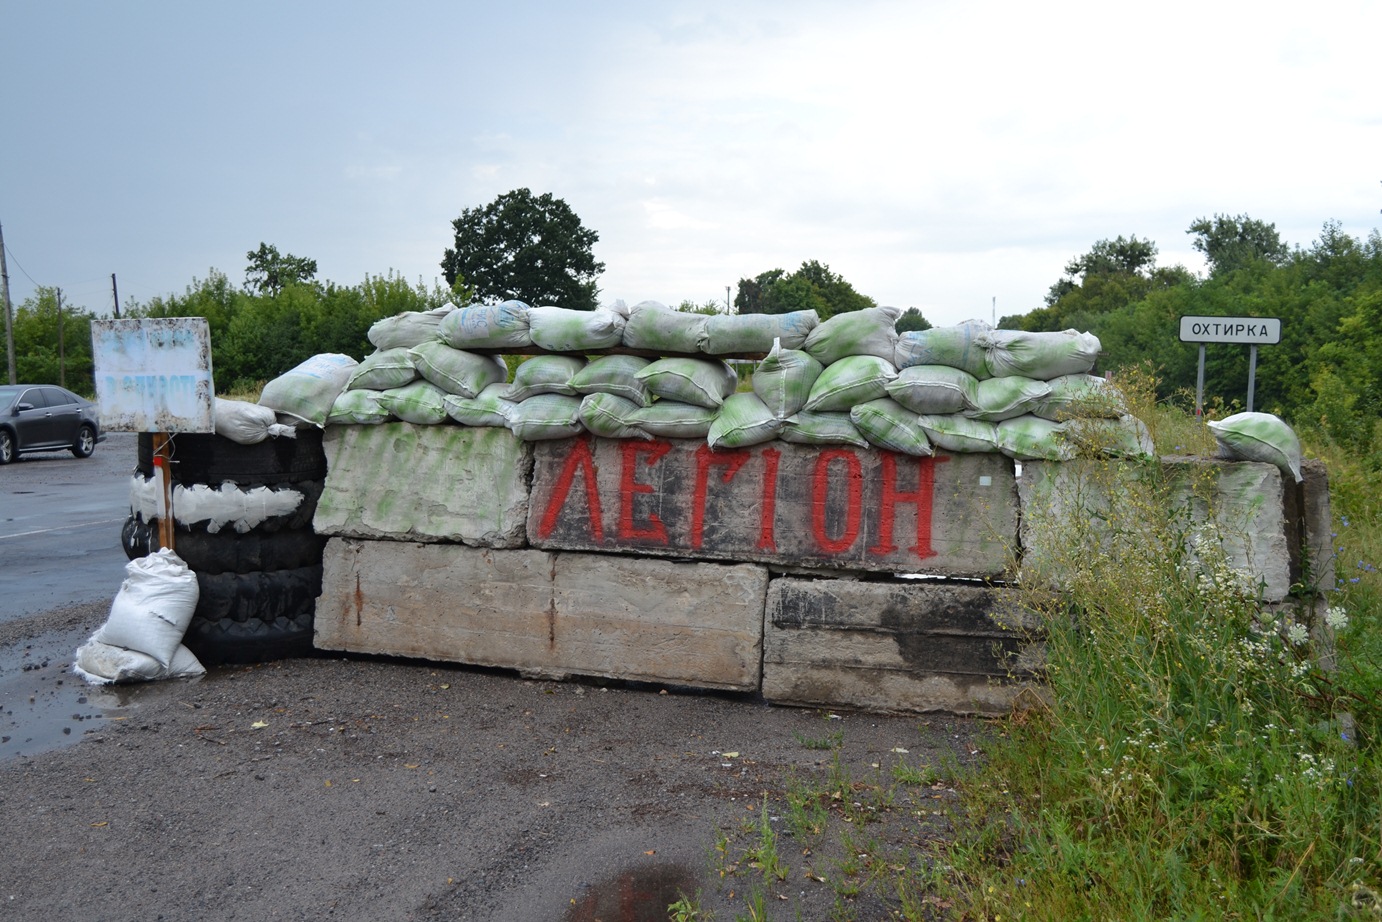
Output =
[
  {"x1": 1325, "y1": 607, "x2": 1350, "y2": 631},
  {"x1": 1286, "y1": 623, "x2": 1310, "y2": 647}
]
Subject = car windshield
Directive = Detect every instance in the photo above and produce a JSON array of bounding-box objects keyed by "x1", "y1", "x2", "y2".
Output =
[{"x1": 0, "y1": 385, "x2": 23, "y2": 407}]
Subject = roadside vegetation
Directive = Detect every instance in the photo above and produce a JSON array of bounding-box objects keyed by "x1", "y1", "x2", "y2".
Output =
[{"x1": 692, "y1": 380, "x2": 1382, "y2": 920}]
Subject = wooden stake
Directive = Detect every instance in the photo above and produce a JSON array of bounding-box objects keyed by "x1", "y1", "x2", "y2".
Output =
[{"x1": 153, "y1": 432, "x2": 176, "y2": 552}]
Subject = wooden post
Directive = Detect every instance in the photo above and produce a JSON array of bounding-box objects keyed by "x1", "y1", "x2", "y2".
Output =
[{"x1": 153, "y1": 433, "x2": 176, "y2": 551}]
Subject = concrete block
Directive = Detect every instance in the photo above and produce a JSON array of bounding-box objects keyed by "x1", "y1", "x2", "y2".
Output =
[
  {"x1": 1018, "y1": 457, "x2": 1292, "y2": 601},
  {"x1": 314, "y1": 423, "x2": 532, "y2": 547},
  {"x1": 528, "y1": 436, "x2": 1019, "y2": 579},
  {"x1": 761, "y1": 577, "x2": 1039, "y2": 716},
  {"x1": 314, "y1": 538, "x2": 766, "y2": 691}
]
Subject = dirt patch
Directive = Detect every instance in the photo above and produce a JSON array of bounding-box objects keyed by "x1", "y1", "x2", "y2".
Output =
[{"x1": 0, "y1": 600, "x2": 990, "y2": 921}]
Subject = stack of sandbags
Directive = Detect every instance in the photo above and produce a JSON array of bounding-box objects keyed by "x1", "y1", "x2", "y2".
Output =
[
  {"x1": 73, "y1": 549, "x2": 204, "y2": 684},
  {"x1": 270, "y1": 301, "x2": 1150, "y2": 464}
]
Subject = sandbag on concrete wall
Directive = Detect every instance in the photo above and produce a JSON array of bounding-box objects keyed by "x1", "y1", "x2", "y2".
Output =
[
  {"x1": 570, "y1": 355, "x2": 654, "y2": 407},
  {"x1": 621, "y1": 301, "x2": 709, "y2": 354},
  {"x1": 527, "y1": 306, "x2": 626, "y2": 352},
  {"x1": 704, "y1": 310, "x2": 819, "y2": 353},
  {"x1": 438, "y1": 300, "x2": 533, "y2": 349},
  {"x1": 367, "y1": 304, "x2": 457, "y2": 351}
]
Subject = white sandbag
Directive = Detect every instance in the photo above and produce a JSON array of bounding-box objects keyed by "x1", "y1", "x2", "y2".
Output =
[
  {"x1": 129, "y1": 475, "x2": 305, "y2": 534},
  {"x1": 326, "y1": 388, "x2": 393, "y2": 426},
  {"x1": 527, "y1": 306, "x2": 626, "y2": 352},
  {"x1": 259, "y1": 353, "x2": 359, "y2": 427},
  {"x1": 752, "y1": 341, "x2": 824, "y2": 419},
  {"x1": 1033, "y1": 374, "x2": 1125, "y2": 421},
  {"x1": 579, "y1": 393, "x2": 651, "y2": 440},
  {"x1": 437, "y1": 300, "x2": 533, "y2": 349},
  {"x1": 407, "y1": 341, "x2": 508, "y2": 397},
  {"x1": 94, "y1": 549, "x2": 200, "y2": 668},
  {"x1": 347, "y1": 347, "x2": 419, "y2": 391},
  {"x1": 628, "y1": 401, "x2": 717, "y2": 440},
  {"x1": 621, "y1": 300, "x2": 710, "y2": 353},
  {"x1": 506, "y1": 355, "x2": 587, "y2": 401},
  {"x1": 803, "y1": 355, "x2": 898, "y2": 413},
  {"x1": 376, "y1": 380, "x2": 450, "y2": 425},
  {"x1": 978, "y1": 329, "x2": 1101, "y2": 379},
  {"x1": 708, "y1": 393, "x2": 782, "y2": 449},
  {"x1": 801, "y1": 306, "x2": 903, "y2": 365},
  {"x1": 916, "y1": 414, "x2": 1000, "y2": 454},
  {"x1": 570, "y1": 355, "x2": 654, "y2": 407},
  {"x1": 779, "y1": 411, "x2": 870, "y2": 449},
  {"x1": 442, "y1": 383, "x2": 517, "y2": 428},
  {"x1": 964, "y1": 376, "x2": 1052, "y2": 422},
  {"x1": 895, "y1": 320, "x2": 992, "y2": 378},
  {"x1": 996, "y1": 416, "x2": 1078, "y2": 462},
  {"x1": 214, "y1": 398, "x2": 295, "y2": 444},
  {"x1": 635, "y1": 358, "x2": 738, "y2": 409},
  {"x1": 367, "y1": 303, "x2": 457, "y2": 351},
  {"x1": 507, "y1": 394, "x2": 586, "y2": 441},
  {"x1": 850, "y1": 398, "x2": 934, "y2": 457},
  {"x1": 1207, "y1": 412, "x2": 1302, "y2": 482},
  {"x1": 703, "y1": 310, "x2": 819, "y2": 354},
  {"x1": 884, "y1": 365, "x2": 980, "y2": 415},
  {"x1": 74, "y1": 637, "x2": 205, "y2": 685}
]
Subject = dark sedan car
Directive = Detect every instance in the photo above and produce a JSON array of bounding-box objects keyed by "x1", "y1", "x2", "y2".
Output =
[{"x1": 0, "y1": 384, "x2": 106, "y2": 463}]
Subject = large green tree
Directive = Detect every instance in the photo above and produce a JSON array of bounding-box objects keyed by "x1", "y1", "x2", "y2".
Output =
[
  {"x1": 441, "y1": 188, "x2": 605, "y2": 310},
  {"x1": 245, "y1": 242, "x2": 318, "y2": 295},
  {"x1": 1187, "y1": 213, "x2": 1290, "y2": 277},
  {"x1": 734, "y1": 260, "x2": 875, "y2": 319}
]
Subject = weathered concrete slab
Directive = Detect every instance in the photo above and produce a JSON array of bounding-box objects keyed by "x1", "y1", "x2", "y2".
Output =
[
  {"x1": 1018, "y1": 458, "x2": 1292, "y2": 601},
  {"x1": 315, "y1": 423, "x2": 532, "y2": 547},
  {"x1": 1284, "y1": 458, "x2": 1334, "y2": 595},
  {"x1": 528, "y1": 436, "x2": 1018, "y2": 578},
  {"x1": 314, "y1": 538, "x2": 766, "y2": 691},
  {"x1": 761, "y1": 577, "x2": 1040, "y2": 716}
]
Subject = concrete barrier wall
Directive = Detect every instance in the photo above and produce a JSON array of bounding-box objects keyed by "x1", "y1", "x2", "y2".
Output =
[{"x1": 312, "y1": 423, "x2": 1330, "y2": 715}]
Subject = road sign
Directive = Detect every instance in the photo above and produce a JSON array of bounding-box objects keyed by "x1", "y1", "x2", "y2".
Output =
[
  {"x1": 91, "y1": 317, "x2": 214, "y2": 432},
  {"x1": 1179, "y1": 316, "x2": 1281, "y2": 345}
]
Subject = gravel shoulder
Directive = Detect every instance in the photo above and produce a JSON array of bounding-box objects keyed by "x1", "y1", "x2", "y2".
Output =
[{"x1": 1, "y1": 601, "x2": 986, "y2": 921}]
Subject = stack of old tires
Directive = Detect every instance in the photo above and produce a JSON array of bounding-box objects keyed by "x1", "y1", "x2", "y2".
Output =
[{"x1": 122, "y1": 431, "x2": 327, "y2": 665}]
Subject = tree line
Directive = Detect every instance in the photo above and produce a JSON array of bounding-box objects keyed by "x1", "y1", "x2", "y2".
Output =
[{"x1": 1003, "y1": 215, "x2": 1382, "y2": 459}]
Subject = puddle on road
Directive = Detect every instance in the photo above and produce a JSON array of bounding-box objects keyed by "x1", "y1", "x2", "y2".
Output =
[
  {"x1": 565, "y1": 862, "x2": 699, "y2": 922},
  {"x1": 0, "y1": 628, "x2": 179, "y2": 761}
]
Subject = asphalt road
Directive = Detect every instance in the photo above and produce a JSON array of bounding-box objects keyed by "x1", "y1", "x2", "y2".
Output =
[{"x1": 0, "y1": 431, "x2": 136, "y2": 623}]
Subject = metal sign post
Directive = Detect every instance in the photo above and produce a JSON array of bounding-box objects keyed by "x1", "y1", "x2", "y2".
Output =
[{"x1": 1178, "y1": 315, "x2": 1281, "y2": 415}]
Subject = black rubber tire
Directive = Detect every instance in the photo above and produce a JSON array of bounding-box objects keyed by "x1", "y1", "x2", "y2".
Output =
[
  {"x1": 150, "y1": 528, "x2": 327, "y2": 575},
  {"x1": 192, "y1": 565, "x2": 323, "y2": 624},
  {"x1": 71, "y1": 424, "x2": 96, "y2": 458},
  {"x1": 0, "y1": 428, "x2": 13, "y2": 465},
  {"x1": 183, "y1": 611, "x2": 315, "y2": 665},
  {"x1": 137, "y1": 479, "x2": 324, "y2": 534},
  {"x1": 137, "y1": 431, "x2": 326, "y2": 486}
]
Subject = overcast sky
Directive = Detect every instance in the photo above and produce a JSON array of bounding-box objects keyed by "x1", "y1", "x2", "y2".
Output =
[{"x1": 3, "y1": 1, "x2": 1379, "y2": 329}]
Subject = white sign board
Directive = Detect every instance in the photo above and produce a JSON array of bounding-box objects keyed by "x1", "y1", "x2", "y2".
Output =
[
  {"x1": 1178, "y1": 315, "x2": 1281, "y2": 345},
  {"x1": 91, "y1": 318, "x2": 215, "y2": 432}
]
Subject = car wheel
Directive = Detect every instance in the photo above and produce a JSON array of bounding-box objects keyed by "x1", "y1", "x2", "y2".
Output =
[
  {"x1": 71, "y1": 424, "x2": 97, "y2": 458},
  {"x1": 0, "y1": 429, "x2": 13, "y2": 464},
  {"x1": 144, "y1": 525, "x2": 327, "y2": 574}
]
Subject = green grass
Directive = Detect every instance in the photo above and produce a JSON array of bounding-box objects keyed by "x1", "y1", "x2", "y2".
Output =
[{"x1": 699, "y1": 376, "x2": 1382, "y2": 919}]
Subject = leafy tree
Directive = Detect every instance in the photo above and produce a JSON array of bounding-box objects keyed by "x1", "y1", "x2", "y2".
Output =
[
  {"x1": 734, "y1": 261, "x2": 875, "y2": 319},
  {"x1": 11, "y1": 287, "x2": 94, "y2": 394},
  {"x1": 1187, "y1": 214, "x2": 1289, "y2": 277},
  {"x1": 245, "y1": 243, "x2": 318, "y2": 296},
  {"x1": 896, "y1": 308, "x2": 932, "y2": 333},
  {"x1": 675, "y1": 299, "x2": 724, "y2": 315},
  {"x1": 441, "y1": 188, "x2": 605, "y2": 310}
]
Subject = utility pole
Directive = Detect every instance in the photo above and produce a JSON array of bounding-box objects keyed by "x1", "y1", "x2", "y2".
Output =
[
  {"x1": 0, "y1": 220, "x2": 15, "y2": 384},
  {"x1": 725, "y1": 286, "x2": 731, "y2": 313},
  {"x1": 112, "y1": 273, "x2": 121, "y2": 319},
  {"x1": 57, "y1": 287, "x2": 65, "y2": 388}
]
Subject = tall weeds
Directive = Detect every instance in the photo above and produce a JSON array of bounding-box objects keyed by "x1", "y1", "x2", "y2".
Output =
[{"x1": 939, "y1": 397, "x2": 1380, "y2": 919}]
